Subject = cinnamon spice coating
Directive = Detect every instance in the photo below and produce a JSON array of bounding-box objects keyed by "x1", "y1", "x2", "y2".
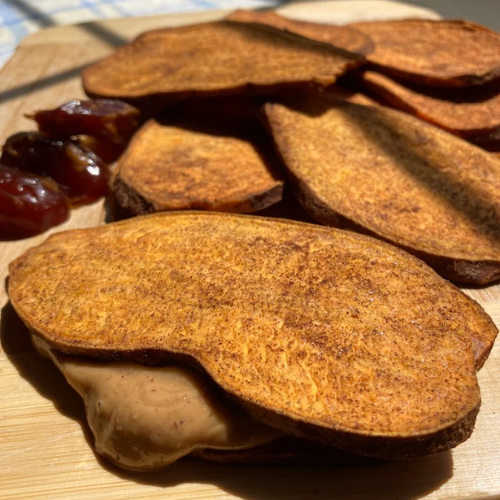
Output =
[{"x1": 9, "y1": 212, "x2": 493, "y2": 460}]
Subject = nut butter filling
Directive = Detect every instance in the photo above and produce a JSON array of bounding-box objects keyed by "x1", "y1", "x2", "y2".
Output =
[{"x1": 32, "y1": 335, "x2": 281, "y2": 470}]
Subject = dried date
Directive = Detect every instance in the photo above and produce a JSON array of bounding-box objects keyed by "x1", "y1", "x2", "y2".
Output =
[
  {"x1": 75, "y1": 135, "x2": 126, "y2": 164},
  {"x1": 1, "y1": 132, "x2": 109, "y2": 205},
  {"x1": 28, "y1": 99, "x2": 140, "y2": 144},
  {"x1": 0, "y1": 166, "x2": 69, "y2": 238}
]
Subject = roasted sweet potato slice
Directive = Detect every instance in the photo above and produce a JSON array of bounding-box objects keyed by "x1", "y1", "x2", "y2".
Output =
[
  {"x1": 265, "y1": 92, "x2": 500, "y2": 284},
  {"x1": 112, "y1": 102, "x2": 284, "y2": 216},
  {"x1": 350, "y1": 20, "x2": 500, "y2": 88},
  {"x1": 355, "y1": 70, "x2": 500, "y2": 141},
  {"x1": 83, "y1": 21, "x2": 363, "y2": 102},
  {"x1": 226, "y1": 9, "x2": 373, "y2": 55}
]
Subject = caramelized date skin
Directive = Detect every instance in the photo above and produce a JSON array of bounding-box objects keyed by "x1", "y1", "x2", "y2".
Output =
[
  {"x1": 29, "y1": 99, "x2": 140, "y2": 144},
  {"x1": 1, "y1": 132, "x2": 109, "y2": 205},
  {"x1": 0, "y1": 165, "x2": 69, "y2": 239},
  {"x1": 76, "y1": 135, "x2": 126, "y2": 163}
]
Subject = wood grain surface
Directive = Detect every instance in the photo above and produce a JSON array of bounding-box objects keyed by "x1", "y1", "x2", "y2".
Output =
[{"x1": 1, "y1": 2, "x2": 499, "y2": 499}]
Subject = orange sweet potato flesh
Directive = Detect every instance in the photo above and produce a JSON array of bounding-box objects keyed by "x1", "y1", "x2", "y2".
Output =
[
  {"x1": 112, "y1": 106, "x2": 284, "y2": 216},
  {"x1": 82, "y1": 21, "x2": 364, "y2": 102},
  {"x1": 350, "y1": 20, "x2": 500, "y2": 88},
  {"x1": 225, "y1": 9, "x2": 374, "y2": 55},
  {"x1": 8, "y1": 212, "x2": 491, "y2": 459},
  {"x1": 265, "y1": 93, "x2": 500, "y2": 284}
]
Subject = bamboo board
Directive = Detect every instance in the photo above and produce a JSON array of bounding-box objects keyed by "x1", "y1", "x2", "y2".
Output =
[{"x1": 1, "y1": 2, "x2": 499, "y2": 499}]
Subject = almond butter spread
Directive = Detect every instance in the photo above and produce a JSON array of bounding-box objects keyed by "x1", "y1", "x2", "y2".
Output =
[{"x1": 32, "y1": 335, "x2": 280, "y2": 470}]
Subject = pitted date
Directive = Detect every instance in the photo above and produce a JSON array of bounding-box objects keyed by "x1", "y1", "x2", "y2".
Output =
[
  {"x1": 75, "y1": 135, "x2": 126, "y2": 164},
  {"x1": 0, "y1": 166, "x2": 69, "y2": 238},
  {"x1": 28, "y1": 99, "x2": 140, "y2": 144},
  {"x1": 1, "y1": 132, "x2": 109, "y2": 205}
]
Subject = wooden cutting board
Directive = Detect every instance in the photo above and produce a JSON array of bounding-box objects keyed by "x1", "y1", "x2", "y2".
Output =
[{"x1": 1, "y1": 2, "x2": 499, "y2": 499}]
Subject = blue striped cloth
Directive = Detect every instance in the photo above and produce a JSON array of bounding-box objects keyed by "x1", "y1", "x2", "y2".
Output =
[{"x1": 0, "y1": 0, "x2": 279, "y2": 67}]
